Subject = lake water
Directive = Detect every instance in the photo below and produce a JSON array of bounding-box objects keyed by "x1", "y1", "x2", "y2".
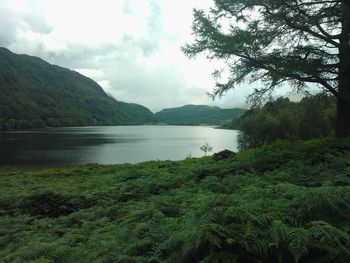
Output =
[{"x1": 0, "y1": 126, "x2": 238, "y2": 166}]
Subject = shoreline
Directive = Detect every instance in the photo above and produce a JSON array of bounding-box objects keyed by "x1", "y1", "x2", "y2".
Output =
[{"x1": 1, "y1": 138, "x2": 349, "y2": 262}]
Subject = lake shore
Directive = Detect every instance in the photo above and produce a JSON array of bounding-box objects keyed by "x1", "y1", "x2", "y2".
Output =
[
  {"x1": 0, "y1": 125, "x2": 238, "y2": 166},
  {"x1": 1, "y1": 137, "x2": 350, "y2": 262}
]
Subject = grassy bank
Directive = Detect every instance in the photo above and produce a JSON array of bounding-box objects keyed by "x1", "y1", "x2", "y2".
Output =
[{"x1": 1, "y1": 138, "x2": 350, "y2": 262}]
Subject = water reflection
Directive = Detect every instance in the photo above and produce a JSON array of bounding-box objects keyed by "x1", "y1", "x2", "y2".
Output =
[{"x1": 0, "y1": 126, "x2": 238, "y2": 166}]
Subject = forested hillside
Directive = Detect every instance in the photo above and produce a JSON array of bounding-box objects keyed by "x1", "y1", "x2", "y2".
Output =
[
  {"x1": 0, "y1": 48, "x2": 155, "y2": 130},
  {"x1": 155, "y1": 104, "x2": 246, "y2": 125}
]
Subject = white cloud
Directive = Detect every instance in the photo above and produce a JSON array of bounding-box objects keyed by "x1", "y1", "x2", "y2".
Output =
[{"x1": 0, "y1": 0, "x2": 259, "y2": 111}]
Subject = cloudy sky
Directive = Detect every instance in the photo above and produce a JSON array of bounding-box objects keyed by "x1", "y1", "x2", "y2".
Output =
[{"x1": 0, "y1": 0, "x2": 265, "y2": 112}]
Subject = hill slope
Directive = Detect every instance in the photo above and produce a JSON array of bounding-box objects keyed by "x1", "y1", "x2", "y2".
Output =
[
  {"x1": 0, "y1": 48, "x2": 155, "y2": 130},
  {"x1": 155, "y1": 104, "x2": 246, "y2": 125}
]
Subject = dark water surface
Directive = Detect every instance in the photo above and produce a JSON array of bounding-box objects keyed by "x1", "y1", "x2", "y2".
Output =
[{"x1": 0, "y1": 126, "x2": 238, "y2": 166}]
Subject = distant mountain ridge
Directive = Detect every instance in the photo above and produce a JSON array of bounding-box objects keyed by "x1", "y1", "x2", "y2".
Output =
[
  {"x1": 0, "y1": 47, "x2": 155, "y2": 130},
  {"x1": 154, "y1": 104, "x2": 246, "y2": 125}
]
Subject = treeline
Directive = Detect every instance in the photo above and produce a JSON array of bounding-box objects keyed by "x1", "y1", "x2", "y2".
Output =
[
  {"x1": 155, "y1": 104, "x2": 246, "y2": 125},
  {"x1": 224, "y1": 95, "x2": 336, "y2": 150},
  {"x1": 0, "y1": 117, "x2": 86, "y2": 130},
  {"x1": 0, "y1": 97, "x2": 155, "y2": 131}
]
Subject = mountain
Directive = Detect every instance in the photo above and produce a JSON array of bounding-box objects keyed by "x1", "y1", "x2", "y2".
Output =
[
  {"x1": 154, "y1": 104, "x2": 246, "y2": 125},
  {"x1": 0, "y1": 48, "x2": 155, "y2": 130}
]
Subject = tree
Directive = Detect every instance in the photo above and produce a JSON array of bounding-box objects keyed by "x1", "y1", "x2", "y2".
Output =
[
  {"x1": 236, "y1": 95, "x2": 336, "y2": 150},
  {"x1": 183, "y1": 0, "x2": 350, "y2": 137},
  {"x1": 200, "y1": 141, "x2": 213, "y2": 156}
]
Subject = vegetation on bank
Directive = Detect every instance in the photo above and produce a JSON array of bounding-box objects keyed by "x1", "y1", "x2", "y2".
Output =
[
  {"x1": 221, "y1": 95, "x2": 336, "y2": 150},
  {"x1": 1, "y1": 137, "x2": 350, "y2": 263}
]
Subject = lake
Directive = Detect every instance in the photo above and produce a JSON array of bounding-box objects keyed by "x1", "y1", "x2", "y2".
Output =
[{"x1": 0, "y1": 126, "x2": 238, "y2": 166}]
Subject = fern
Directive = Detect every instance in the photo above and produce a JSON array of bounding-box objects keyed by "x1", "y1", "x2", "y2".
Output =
[
  {"x1": 110, "y1": 255, "x2": 151, "y2": 263},
  {"x1": 2, "y1": 138, "x2": 350, "y2": 262},
  {"x1": 224, "y1": 206, "x2": 273, "y2": 228},
  {"x1": 157, "y1": 214, "x2": 230, "y2": 262},
  {"x1": 292, "y1": 188, "x2": 350, "y2": 222},
  {"x1": 200, "y1": 251, "x2": 238, "y2": 263},
  {"x1": 166, "y1": 252, "x2": 185, "y2": 263},
  {"x1": 286, "y1": 230, "x2": 309, "y2": 263},
  {"x1": 49, "y1": 247, "x2": 85, "y2": 263},
  {"x1": 158, "y1": 229, "x2": 191, "y2": 253},
  {"x1": 244, "y1": 240, "x2": 270, "y2": 258},
  {"x1": 309, "y1": 221, "x2": 350, "y2": 257},
  {"x1": 270, "y1": 221, "x2": 309, "y2": 263},
  {"x1": 126, "y1": 238, "x2": 155, "y2": 256}
]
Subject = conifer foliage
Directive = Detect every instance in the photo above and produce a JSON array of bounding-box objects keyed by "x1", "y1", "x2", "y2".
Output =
[{"x1": 183, "y1": 0, "x2": 350, "y2": 136}]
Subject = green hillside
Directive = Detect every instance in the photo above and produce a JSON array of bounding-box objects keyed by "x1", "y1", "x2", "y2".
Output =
[
  {"x1": 155, "y1": 104, "x2": 246, "y2": 125},
  {"x1": 0, "y1": 48, "x2": 155, "y2": 130},
  {"x1": 1, "y1": 137, "x2": 350, "y2": 262}
]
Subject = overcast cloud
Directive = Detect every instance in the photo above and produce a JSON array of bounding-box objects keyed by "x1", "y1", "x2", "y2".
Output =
[{"x1": 0, "y1": 0, "x2": 261, "y2": 111}]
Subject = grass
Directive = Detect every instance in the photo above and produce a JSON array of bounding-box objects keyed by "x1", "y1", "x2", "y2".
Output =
[{"x1": 1, "y1": 138, "x2": 350, "y2": 262}]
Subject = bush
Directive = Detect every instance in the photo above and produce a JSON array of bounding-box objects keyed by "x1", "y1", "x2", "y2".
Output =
[{"x1": 237, "y1": 95, "x2": 336, "y2": 150}]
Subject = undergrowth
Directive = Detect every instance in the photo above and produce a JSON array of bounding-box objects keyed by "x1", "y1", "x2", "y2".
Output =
[{"x1": 0, "y1": 138, "x2": 350, "y2": 262}]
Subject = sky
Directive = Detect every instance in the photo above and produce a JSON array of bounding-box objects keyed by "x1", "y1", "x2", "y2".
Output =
[{"x1": 0, "y1": 0, "x2": 285, "y2": 112}]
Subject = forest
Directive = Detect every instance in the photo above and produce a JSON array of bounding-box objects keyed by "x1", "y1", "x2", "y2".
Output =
[{"x1": 154, "y1": 105, "x2": 246, "y2": 125}]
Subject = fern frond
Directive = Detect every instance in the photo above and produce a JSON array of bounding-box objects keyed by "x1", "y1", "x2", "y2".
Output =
[
  {"x1": 158, "y1": 229, "x2": 193, "y2": 252},
  {"x1": 200, "y1": 251, "x2": 238, "y2": 263},
  {"x1": 286, "y1": 230, "x2": 309, "y2": 263},
  {"x1": 126, "y1": 238, "x2": 155, "y2": 256},
  {"x1": 111, "y1": 255, "x2": 150, "y2": 263},
  {"x1": 166, "y1": 252, "x2": 184, "y2": 263},
  {"x1": 293, "y1": 188, "x2": 350, "y2": 221},
  {"x1": 245, "y1": 240, "x2": 270, "y2": 258},
  {"x1": 309, "y1": 221, "x2": 350, "y2": 257},
  {"x1": 270, "y1": 221, "x2": 309, "y2": 263},
  {"x1": 49, "y1": 246, "x2": 85, "y2": 263},
  {"x1": 202, "y1": 223, "x2": 229, "y2": 248},
  {"x1": 271, "y1": 221, "x2": 289, "y2": 248}
]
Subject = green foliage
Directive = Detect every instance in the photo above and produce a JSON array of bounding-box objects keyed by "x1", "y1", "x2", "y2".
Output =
[
  {"x1": 1, "y1": 138, "x2": 350, "y2": 262},
  {"x1": 183, "y1": 0, "x2": 341, "y2": 105},
  {"x1": 183, "y1": 0, "x2": 350, "y2": 137},
  {"x1": 19, "y1": 191, "x2": 94, "y2": 218},
  {"x1": 0, "y1": 48, "x2": 155, "y2": 130},
  {"x1": 154, "y1": 104, "x2": 246, "y2": 125},
  {"x1": 233, "y1": 95, "x2": 336, "y2": 150}
]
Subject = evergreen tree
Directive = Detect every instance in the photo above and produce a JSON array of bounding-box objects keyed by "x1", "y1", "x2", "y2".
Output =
[{"x1": 183, "y1": 0, "x2": 350, "y2": 136}]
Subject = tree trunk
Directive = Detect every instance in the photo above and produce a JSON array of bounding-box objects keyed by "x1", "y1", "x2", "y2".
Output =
[
  {"x1": 336, "y1": 2, "x2": 350, "y2": 137},
  {"x1": 336, "y1": 96, "x2": 350, "y2": 137}
]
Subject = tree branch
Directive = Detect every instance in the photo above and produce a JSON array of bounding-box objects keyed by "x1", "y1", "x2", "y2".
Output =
[{"x1": 315, "y1": 22, "x2": 341, "y2": 39}]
